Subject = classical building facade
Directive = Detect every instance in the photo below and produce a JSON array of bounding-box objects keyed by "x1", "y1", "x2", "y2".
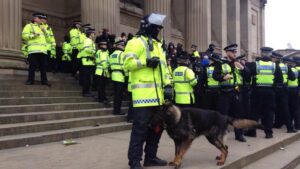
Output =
[{"x1": 0, "y1": 0, "x2": 267, "y2": 72}]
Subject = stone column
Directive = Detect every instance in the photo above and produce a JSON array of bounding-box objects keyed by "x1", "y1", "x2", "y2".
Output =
[
  {"x1": 227, "y1": 0, "x2": 241, "y2": 55},
  {"x1": 211, "y1": 0, "x2": 227, "y2": 54},
  {"x1": 260, "y1": 1, "x2": 266, "y2": 47},
  {"x1": 240, "y1": 0, "x2": 252, "y2": 60},
  {"x1": 144, "y1": 0, "x2": 171, "y2": 43},
  {"x1": 0, "y1": 0, "x2": 26, "y2": 71},
  {"x1": 81, "y1": 0, "x2": 120, "y2": 35},
  {"x1": 185, "y1": 0, "x2": 211, "y2": 51}
]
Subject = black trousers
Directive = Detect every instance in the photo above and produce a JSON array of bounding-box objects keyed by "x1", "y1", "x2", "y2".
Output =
[
  {"x1": 240, "y1": 86, "x2": 252, "y2": 118},
  {"x1": 216, "y1": 90, "x2": 245, "y2": 138},
  {"x1": 27, "y1": 53, "x2": 48, "y2": 83},
  {"x1": 249, "y1": 88, "x2": 275, "y2": 135},
  {"x1": 194, "y1": 85, "x2": 205, "y2": 108},
  {"x1": 202, "y1": 88, "x2": 220, "y2": 110},
  {"x1": 128, "y1": 106, "x2": 163, "y2": 167},
  {"x1": 127, "y1": 93, "x2": 134, "y2": 121},
  {"x1": 61, "y1": 61, "x2": 72, "y2": 73},
  {"x1": 71, "y1": 49, "x2": 79, "y2": 76},
  {"x1": 288, "y1": 88, "x2": 300, "y2": 129},
  {"x1": 113, "y1": 81, "x2": 126, "y2": 114},
  {"x1": 274, "y1": 87, "x2": 293, "y2": 130},
  {"x1": 81, "y1": 66, "x2": 94, "y2": 94},
  {"x1": 96, "y1": 75, "x2": 108, "y2": 102}
]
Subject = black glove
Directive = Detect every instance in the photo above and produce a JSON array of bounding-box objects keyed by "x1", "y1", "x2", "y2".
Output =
[
  {"x1": 164, "y1": 85, "x2": 173, "y2": 102},
  {"x1": 146, "y1": 57, "x2": 160, "y2": 68}
]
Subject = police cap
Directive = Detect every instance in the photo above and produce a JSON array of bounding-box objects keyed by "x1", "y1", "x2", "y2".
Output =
[
  {"x1": 260, "y1": 47, "x2": 273, "y2": 53},
  {"x1": 32, "y1": 12, "x2": 44, "y2": 18},
  {"x1": 41, "y1": 14, "x2": 48, "y2": 20},
  {"x1": 86, "y1": 28, "x2": 95, "y2": 34},
  {"x1": 224, "y1": 44, "x2": 238, "y2": 52},
  {"x1": 191, "y1": 44, "x2": 197, "y2": 49}
]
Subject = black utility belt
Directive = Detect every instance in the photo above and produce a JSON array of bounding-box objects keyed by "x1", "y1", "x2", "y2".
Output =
[
  {"x1": 81, "y1": 57, "x2": 95, "y2": 61},
  {"x1": 220, "y1": 87, "x2": 235, "y2": 92},
  {"x1": 205, "y1": 88, "x2": 220, "y2": 92}
]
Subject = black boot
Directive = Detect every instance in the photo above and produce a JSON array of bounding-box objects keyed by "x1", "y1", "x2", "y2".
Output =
[
  {"x1": 245, "y1": 129, "x2": 257, "y2": 137},
  {"x1": 235, "y1": 128, "x2": 246, "y2": 142},
  {"x1": 129, "y1": 162, "x2": 143, "y2": 169},
  {"x1": 25, "y1": 80, "x2": 34, "y2": 85},
  {"x1": 144, "y1": 157, "x2": 167, "y2": 167},
  {"x1": 265, "y1": 133, "x2": 273, "y2": 139}
]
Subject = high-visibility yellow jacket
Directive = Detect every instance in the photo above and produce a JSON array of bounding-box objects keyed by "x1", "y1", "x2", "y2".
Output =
[
  {"x1": 206, "y1": 66, "x2": 219, "y2": 88},
  {"x1": 81, "y1": 38, "x2": 96, "y2": 66},
  {"x1": 123, "y1": 35, "x2": 171, "y2": 107},
  {"x1": 21, "y1": 42, "x2": 28, "y2": 58},
  {"x1": 255, "y1": 60, "x2": 275, "y2": 86},
  {"x1": 173, "y1": 66, "x2": 197, "y2": 104},
  {"x1": 77, "y1": 33, "x2": 87, "y2": 59},
  {"x1": 279, "y1": 63, "x2": 288, "y2": 84},
  {"x1": 69, "y1": 28, "x2": 81, "y2": 50},
  {"x1": 62, "y1": 42, "x2": 72, "y2": 62},
  {"x1": 41, "y1": 23, "x2": 56, "y2": 58},
  {"x1": 22, "y1": 23, "x2": 47, "y2": 55},
  {"x1": 287, "y1": 67, "x2": 298, "y2": 88},
  {"x1": 193, "y1": 51, "x2": 200, "y2": 58},
  {"x1": 95, "y1": 49, "x2": 110, "y2": 77},
  {"x1": 109, "y1": 50, "x2": 126, "y2": 82}
]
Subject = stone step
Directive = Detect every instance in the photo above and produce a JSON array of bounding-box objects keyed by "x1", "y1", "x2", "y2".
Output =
[
  {"x1": 0, "y1": 91, "x2": 82, "y2": 98},
  {"x1": 0, "y1": 101, "x2": 130, "y2": 114},
  {"x1": 221, "y1": 132, "x2": 300, "y2": 169},
  {"x1": 0, "y1": 115, "x2": 127, "y2": 137},
  {"x1": 0, "y1": 122, "x2": 132, "y2": 150},
  {"x1": 0, "y1": 80, "x2": 78, "y2": 86},
  {"x1": 0, "y1": 96, "x2": 96, "y2": 106},
  {"x1": 0, "y1": 73, "x2": 76, "y2": 81},
  {"x1": 0, "y1": 84, "x2": 82, "y2": 90},
  {"x1": 243, "y1": 140, "x2": 300, "y2": 169},
  {"x1": 0, "y1": 107, "x2": 128, "y2": 124}
]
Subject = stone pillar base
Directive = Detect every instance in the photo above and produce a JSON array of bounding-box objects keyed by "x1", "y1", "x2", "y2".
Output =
[{"x1": 0, "y1": 49, "x2": 28, "y2": 72}]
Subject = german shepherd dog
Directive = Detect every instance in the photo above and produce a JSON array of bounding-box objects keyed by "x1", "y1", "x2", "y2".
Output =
[{"x1": 158, "y1": 104, "x2": 263, "y2": 169}]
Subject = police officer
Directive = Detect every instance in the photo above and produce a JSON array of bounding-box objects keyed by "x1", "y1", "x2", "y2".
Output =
[
  {"x1": 213, "y1": 44, "x2": 248, "y2": 142},
  {"x1": 124, "y1": 13, "x2": 172, "y2": 169},
  {"x1": 81, "y1": 28, "x2": 96, "y2": 97},
  {"x1": 62, "y1": 36, "x2": 72, "y2": 73},
  {"x1": 173, "y1": 52, "x2": 197, "y2": 107},
  {"x1": 109, "y1": 40, "x2": 127, "y2": 115},
  {"x1": 69, "y1": 21, "x2": 82, "y2": 77},
  {"x1": 95, "y1": 40, "x2": 110, "y2": 104},
  {"x1": 192, "y1": 52, "x2": 204, "y2": 108},
  {"x1": 190, "y1": 44, "x2": 200, "y2": 63},
  {"x1": 202, "y1": 53, "x2": 221, "y2": 110},
  {"x1": 286, "y1": 58, "x2": 300, "y2": 130},
  {"x1": 22, "y1": 13, "x2": 50, "y2": 86},
  {"x1": 40, "y1": 14, "x2": 56, "y2": 72},
  {"x1": 272, "y1": 53, "x2": 297, "y2": 133},
  {"x1": 78, "y1": 24, "x2": 92, "y2": 85},
  {"x1": 246, "y1": 47, "x2": 282, "y2": 139}
]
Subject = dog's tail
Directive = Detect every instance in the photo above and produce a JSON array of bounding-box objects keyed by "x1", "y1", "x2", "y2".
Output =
[{"x1": 227, "y1": 117, "x2": 264, "y2": 130}]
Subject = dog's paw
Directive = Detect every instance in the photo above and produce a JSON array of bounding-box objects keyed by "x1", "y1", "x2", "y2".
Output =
[
  {"x1": 169, "y1": 161, "x2": 176, "y2": 166},
  {"x1": 169, "y1": 161, "x2": 181, "y2": 169},
  {"x1": 215, "y1": 156, "x2": 221, "y2": 160},
  {"x1": 174, "y1": 164, "x2": 182, "y2": 169},
  {"x1": 216, "y1": 161, "x2": 225, "y2": 166}
]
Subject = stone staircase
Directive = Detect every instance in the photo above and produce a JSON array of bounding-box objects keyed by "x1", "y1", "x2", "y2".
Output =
[{"x1": 0, "y1": 73, "x2": 132, "y2": 150}]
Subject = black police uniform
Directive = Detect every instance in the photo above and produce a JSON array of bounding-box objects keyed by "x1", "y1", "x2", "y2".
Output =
[
  {"x1": 213, "y1": 44, "x2": 249, "y2": 142},
  {"x1": 246, "y1": 49, "x2": 282, "y2": 138},
  {"x1": 273, "y1": 63, "x2": 297, "y2": 132}
]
